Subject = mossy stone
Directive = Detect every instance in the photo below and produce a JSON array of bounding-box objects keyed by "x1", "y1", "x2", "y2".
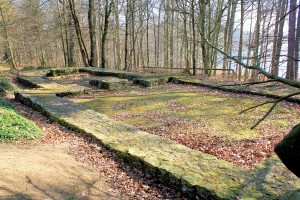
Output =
[
  {"x1": 47, "y1": 68, "x2": 79, "y2": 77},
  {"x1": 275, "y1": 124, "x2": 300, "y2": 178},
  {"x1": 89, "y1": 77, "x2": 128, "y2": 90}
]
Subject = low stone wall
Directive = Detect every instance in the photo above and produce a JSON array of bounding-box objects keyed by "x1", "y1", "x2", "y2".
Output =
[
  {"x1": 80, "y1": 67, "x2": 141, "y2": 80},
  {"x1": 47, "y1": 68, "x2": 79, "y2": 77},
  {"x1": 14, "y1": 69, "x2": 300, "y2": 199},
  {"x1": 133, "y1": 77, "x2": 169, "y2": 87},
  {"x1": 89, "y1": 77, "x2": 128, "y2": 90}
]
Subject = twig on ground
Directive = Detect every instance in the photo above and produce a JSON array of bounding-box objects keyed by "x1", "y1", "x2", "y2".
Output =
[{"x1": 239, "y1": 101, "x2": 273, "y2": 114}]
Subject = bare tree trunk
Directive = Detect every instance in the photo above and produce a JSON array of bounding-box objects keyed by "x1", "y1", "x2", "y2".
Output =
[
  {"x1": 222, "y1": 0, "x2": 232, "y2": 71},
  {"x1": 101, "y1": 0, "x2": 114, "y2": 68},
  {"x1": 169, "y1": 0, "x2": 174, "y2": 69},
  {"x1": 146, "y1": 1, "x2": 150, "y2": 67},
  {"x1": 294, "y1": 0, "x2": 300, "y2": 80},
  {"x1": 138, "y1": 2, "x2": 145, "y2": 68},
  {"x1": 68, "y1": 0, "x2": 89, "y2": 67},
  {"x1": 113, "y1": 1, "x2": 121, "y2": 69},
  {"x1": 88, "y1": 0, "x2": 98, "y2": 67},
  {"x1": 227, "y1": 1, "x2": 237, "y2": 74},
  {"x1": 237, "y1": 0, "x2": 244, "y2": 80},
  {"x1": 130, "y1": 0, "x2": 136, "y2": 69},
  {"x1": 57, "y1": 1, "x2": 68, "y2": 67},
  {"x1": 124, "y1": 1, "x2": 130, "y2": 70},
  {"x1": 183, "y1": 3, "x2": 190, "y2": 72},
  {"x1": 163, "y1": 0, "x2": 170, "y2": 68},
  {"x1": 191, "y1": 0, "x2": 196, "y2": 75},
  {"x1": 251, "y1": 0, "x2": 261, "y2": 81},
  {"x1": 271, "y1": 0, "x2": 287, "y2": 76},
  {"x1": 0, "y1": 5, "x2": 16, "y2": 69},
  {"x1": 68, "y1": 10, "x2": 76, "y2": 67},
  {"x1": 157, "y1": 2, "x2": 162, "y2": 67},
  {"x1": 198, "y1": 1, "x2": 209, "y2": 75},
  {"x1": 245, "y1": 2, "x2": 254, "y2": 80},
  {"x1": 286, "y1": 0, "x2": 297, "y2": 80}
]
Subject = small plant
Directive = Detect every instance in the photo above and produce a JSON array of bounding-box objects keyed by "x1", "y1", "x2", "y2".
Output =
[
  {"x1": 22, "y1": 66, "x2": 37, "y2": 71},
  {"x1": 0, "y1": 77, "x2": 12, "y2": 93},
  {"x1": 0, "y1": 98, "x2": 43, "y2": 142}
]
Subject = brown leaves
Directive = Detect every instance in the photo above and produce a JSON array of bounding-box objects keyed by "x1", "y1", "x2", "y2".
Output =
[
  {"x1": 5, "y1": 96, "x2": 185, "y2": 200},
  {"x1": 141, "y1": 120, "x2": 285, "y2": 168}
]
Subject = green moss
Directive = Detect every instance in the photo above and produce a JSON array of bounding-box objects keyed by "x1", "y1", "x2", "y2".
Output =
[
  {"x1": 13, "y1": 69, "x2": 300, "y2": 199},
  {"x1": 47, "y1": 68, "x2": 79, "y2": 77},
  {"x1": 239, "y1": 156, "x2": 300, "y2": 199},
  {"x1": 71, "y1": 88, "x2": 300, "y2": 141}
]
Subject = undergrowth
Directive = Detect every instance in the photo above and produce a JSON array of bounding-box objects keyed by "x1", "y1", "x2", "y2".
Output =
[{"x1": 0, "y1": 89, "x2": 43, "y2": 142}]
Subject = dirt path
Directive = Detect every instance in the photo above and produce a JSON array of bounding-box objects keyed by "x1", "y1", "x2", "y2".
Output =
[
  {"x1": 0, "y1": 94, "x2": 183, "y2": 200},
  {"x1": 0, "y1": 143, "x2": 125, "y2": 200}
]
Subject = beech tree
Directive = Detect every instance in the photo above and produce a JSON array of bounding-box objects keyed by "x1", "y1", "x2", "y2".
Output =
[
  {"x1": 88, "y1": 0, "x2": 98, "y2": 67},
  {"x1": 286, "y1": 0, "x2": 297, "y2": 80},
  {"x1": 0, "y1": 0, "x2": 297, "y2": 80},
  {"x1": 0, "y1": 0, "x2": 16, "y2": 69}
]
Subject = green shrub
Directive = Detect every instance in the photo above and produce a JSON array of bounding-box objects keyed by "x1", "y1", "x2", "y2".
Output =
[
  {"x1": 0, "y1": 77, "x2": 12, "y2": 93},
  {"x1": 0, "y1": 98, "x2": 43, "y2": 142},
  {"x1": 22, "y1": 66, "x2": 37, "y2": 71}
]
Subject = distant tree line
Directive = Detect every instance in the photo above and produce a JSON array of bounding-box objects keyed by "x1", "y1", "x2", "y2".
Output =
[{"x1": 0, "y1": 0, "x2": 299, "y2": 81}]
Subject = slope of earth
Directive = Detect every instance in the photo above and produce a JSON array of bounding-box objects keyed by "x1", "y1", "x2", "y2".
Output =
[{"x1": 69, "y1": 83, "x2": 300, "y2": 168}]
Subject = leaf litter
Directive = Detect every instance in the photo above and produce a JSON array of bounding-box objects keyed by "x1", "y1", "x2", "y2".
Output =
[
  {"x1": 5, "y1": 95, "x2": 186, "y2": 200},
  {"x1": 70, "y1": 83, "x2": 300, "y2": 169}
]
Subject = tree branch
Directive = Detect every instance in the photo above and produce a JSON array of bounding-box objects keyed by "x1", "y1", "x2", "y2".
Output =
[
  {"x1": 219, "y1": 80, "x2": 277, "y2": 88},
  {"x1": 204, "y1": 39, "x2": 300, "y2": 89},
  {"x1": 204, "y1": 39, "x2": 300, "y2": 129},
  {"x1": 277, "y1": 4, "x2": 300, "y2": 23},
  {"x1": 249, "y1": 92, "x2": 300, "y2": 130},
  {"x1": 239, "y1": 101, "x2": 273, "y2": 114}
]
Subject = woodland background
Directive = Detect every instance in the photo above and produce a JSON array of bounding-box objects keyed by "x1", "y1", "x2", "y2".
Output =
[{"x1": 0, "y1": 0, "x2": 299, "y2": 81}]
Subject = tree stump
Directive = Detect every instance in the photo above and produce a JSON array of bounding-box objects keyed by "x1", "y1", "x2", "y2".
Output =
[{"x1": 274, "y1": 124, "x2": 300, "y2": 178}]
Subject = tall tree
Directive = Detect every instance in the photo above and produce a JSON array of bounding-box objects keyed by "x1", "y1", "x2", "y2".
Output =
[
  {"x1": 271, "y1": 0, "x2": 287, "y2": 76},
  {"x1": 100, "y1": 0, "x2": 114, "y2": 68},
  {"x1": 294, "y1": 0, "x2": 300, "y2": 80},
  {"x1": 68, "y1": 0, "x2": 89, "y2": 67},
  {"x1": 237, "y1": 0, "x2": 244, "y2": 80},
  {"x1": 286, "y1": 0, "x2": 297, "y2": 80},
  {"x1": 88, "y1": 0, "x2": 98, "y2": 67},
  {"x1": 0, "y1": 1, "x2": 16, "y2": 69}
]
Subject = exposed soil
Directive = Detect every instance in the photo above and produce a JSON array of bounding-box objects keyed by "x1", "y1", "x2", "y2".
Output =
[
  {"x1": 0, "y1": 143, "x2": 124, "y2": 200},
  {"x1": 0, "y1": 94, "x2": 185, "y2": 200}
]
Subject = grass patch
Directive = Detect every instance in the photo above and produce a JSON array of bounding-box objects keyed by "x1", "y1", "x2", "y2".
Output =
[
  {"x1": 0, "y1": 77, "x2": 12, "y2": 94},
  {"x1": 71, "y1": 87, "x2": 300, "y2": 141},
  {"x1": 0, "y1": 98, "x2": 43, "y2": 142}
]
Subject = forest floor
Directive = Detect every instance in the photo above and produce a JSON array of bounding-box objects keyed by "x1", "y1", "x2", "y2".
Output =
[
  {"x1": 1, "y1": 69, "x2": 300, "y2": 199},
  {"x1": 61, "y1": 73, "x2": 300, "y2": 168},
  {"x1": 0, "y1": 93, "x2": 185, "y2": 199}
]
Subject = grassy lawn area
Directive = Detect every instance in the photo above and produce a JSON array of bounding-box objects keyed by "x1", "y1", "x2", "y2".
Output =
[{"x1": 70, "y1": 84, "x2": 300, "y2": 167}]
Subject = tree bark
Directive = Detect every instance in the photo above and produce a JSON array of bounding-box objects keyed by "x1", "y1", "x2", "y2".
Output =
[
  {"x1": 0, "y1": 4, "x2": 16, "y2": 69},
  {"x1": 68, "y1": 0, "x2": 89, "y2": 67},
  {"x1": 88, "y1": 0, "x2": 98, "y2": 67},
  {"x1": 286, "y1": 0, "x2": 297, "y2": 80},
  {"x1": 101, "y1": 0, "x2": 114, "y2": 68}
]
